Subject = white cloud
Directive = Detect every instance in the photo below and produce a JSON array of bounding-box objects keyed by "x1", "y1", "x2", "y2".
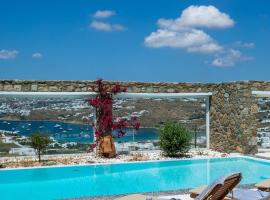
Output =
[
  {"x1": 156, "y1": 5, "x2": 234, "y2": 31},
  {"x1": 145, "y1": 5, "x2": 233, "y2": 54},
  {"x1": 145, "y1": 5, "x2": 253, "y2": 67},
  {"x1": 187, "y1": 43, "x2": 223, "y2": 54},
  {"x1": 90, "y1": 10, "x2": 125, "y2": 32},
  {"x1": 167, "y1": 5, "x2": 234, "y2": 30},
  {"x1": 0, "y1": 49, "x2": 18, "y2": 59},
  {"x1": 211, "y1": 49, "x2": 253, "y2": 67},
  {"x1": 235, "y1": 41, "x2": 255, "y2": 48},
  {"x1": 93, "y1": 10, "x2": 115, "y2": 19},
  {"x1": 145, "y1": 26, "x2": 223, "y2": 54},
  {"x1": 90, "y1": 20, "x2": 125, "y2": 32},
  {"x1": 111, "y1": 24, "x2": 125, "y2": 31},
  {"x1": 90, "y1": 21, "x2": 111, "y2": 31},
  {"x1": 145, "y1": 29, "x2": 222, "y2": 53},
  {"x1": 32, "y1": 52, "x2": 43, "y2": 59},
  {"x1": 145, "y1": 29, "x2": 209, "y2": 48}
]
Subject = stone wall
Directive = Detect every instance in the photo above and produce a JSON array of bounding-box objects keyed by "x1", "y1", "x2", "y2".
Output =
[{"x1": 1, "y1": 80, "x2": 270, "y2": 154}]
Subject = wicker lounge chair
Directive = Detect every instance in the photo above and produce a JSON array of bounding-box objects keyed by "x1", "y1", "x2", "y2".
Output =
[
  {"x1": 190, "y1": 172, "x2": 270, "y2": 200},
  {"x1": 256, "y1": 179, "x2": 270, "y2": 192},
  {"x1": 192, "y1": 172, "x2": 242, "y2": 200}
]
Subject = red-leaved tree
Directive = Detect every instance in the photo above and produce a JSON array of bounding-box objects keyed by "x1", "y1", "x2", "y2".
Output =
[{"x1": 87, "y1": 79, "x2": 140, "y2": 157}]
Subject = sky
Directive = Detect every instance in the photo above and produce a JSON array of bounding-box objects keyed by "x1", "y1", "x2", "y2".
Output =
[{"x1": 0, "y1": 0, "x2": 270, "y2": 83}]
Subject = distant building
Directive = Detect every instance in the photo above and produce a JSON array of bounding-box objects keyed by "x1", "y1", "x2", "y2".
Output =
[
  {"x1": 1, "y1": 137, "x2": 13, "y2": 144},
  {"x1": 9, "y1": 147, "x2": 36, "y2": 156}
]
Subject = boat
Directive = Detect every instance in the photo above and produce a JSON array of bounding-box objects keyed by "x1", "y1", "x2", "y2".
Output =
[
  {"x1": 54, "y1": 124, "x2": 61, "y2": 128},
  {"x1": 83, "y1": 134, "x2": 90, "y2": 138},
  {"x1": 67, "y1": 128, "x2": 72, "y2": 131}
]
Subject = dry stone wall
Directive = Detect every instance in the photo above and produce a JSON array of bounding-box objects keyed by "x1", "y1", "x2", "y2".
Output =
[{"x1": 1, "y1": 80, "x2": 270, "y2": 154}]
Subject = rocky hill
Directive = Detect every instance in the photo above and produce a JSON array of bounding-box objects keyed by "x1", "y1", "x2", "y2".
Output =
[{"x1": 0, "y1": 95, "x2": 206, "y2": 131}]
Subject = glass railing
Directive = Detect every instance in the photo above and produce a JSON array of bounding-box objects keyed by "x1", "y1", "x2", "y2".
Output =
[
  {"x1": 257, "y1": 97, "x2": 270, "y2": 149},
  {"x1": 0, "y1": 94, "x2": 208, "y2": 157}
]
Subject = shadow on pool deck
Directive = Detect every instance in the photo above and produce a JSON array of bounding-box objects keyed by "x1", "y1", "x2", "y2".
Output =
[{"x1": 66, "y1": 184, "x2": 255, "y2": 200}]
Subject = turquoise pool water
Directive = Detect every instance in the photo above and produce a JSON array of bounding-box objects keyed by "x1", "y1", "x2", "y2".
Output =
[{"x1": 1, "y1": 157, "x2": 270, "y2": 200}]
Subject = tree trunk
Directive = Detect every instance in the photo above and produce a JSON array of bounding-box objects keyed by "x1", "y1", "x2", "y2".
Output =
[
  {"x1": 95, "y1": 98, "x2": 116, "y2": 158},
  {"x1": 38, "y1": 149, "x2": 41, "y2": 163},
  {"x1": 194, "y1": 131, "x2": 197, "y2": 148},
  {"x1": 99, "y1": 135, "x2": 116, "y2": 158}
]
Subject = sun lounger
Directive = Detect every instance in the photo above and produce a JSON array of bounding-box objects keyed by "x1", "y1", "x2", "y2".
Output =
[
  {"x1": 115, "y1": 174, "x2": 270, "y2": 200},
  {"x1": 256, "y1": 179, "x2": 270, "y2": 192},
  {"x1": 190, "y1": 172, "x2": 270, "y2": 200},
  {"x1": 227, "y1": 188, "x2": 270, "y2": 200},
  {"x1": 192, "y1": 172, "x2": 242, "y2": 200},
  {"x1": 189, "y1": 185, "x2": 208, "y2": 198}
]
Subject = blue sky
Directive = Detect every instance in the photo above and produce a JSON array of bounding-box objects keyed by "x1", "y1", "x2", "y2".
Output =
[{"x1": 0, "y1": 0, "x2": 270, "y2": 82}]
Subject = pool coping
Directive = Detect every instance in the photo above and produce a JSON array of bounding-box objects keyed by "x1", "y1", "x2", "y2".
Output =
[{"x1": 1, "y1": 154, "x2": 269, "y2": 171}]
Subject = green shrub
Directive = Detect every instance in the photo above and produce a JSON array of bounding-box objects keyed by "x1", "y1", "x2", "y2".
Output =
[
  {"x1": 30, "y1": 133, "x2": 52, "y2": 162},
  {"x1": 159, "y1": 122, "x2": 192, "y2": 157}
]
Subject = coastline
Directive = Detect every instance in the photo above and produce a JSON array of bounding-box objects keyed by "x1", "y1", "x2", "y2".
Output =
[{"x1": 0, "y1": 119, "x2": 162, "y2": 130}]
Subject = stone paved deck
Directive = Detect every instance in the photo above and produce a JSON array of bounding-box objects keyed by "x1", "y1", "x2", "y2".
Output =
[
  {"x1": 256, "y1": 152, "x2": 270, "y2": 159},
  {"x1": 68, "y1": 184, "x2": 255, "y2": 200}
]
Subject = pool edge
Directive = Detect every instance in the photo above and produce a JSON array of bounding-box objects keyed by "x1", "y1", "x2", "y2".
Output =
[{"x1": 1, "y1": 154, "x2": 267, "y2": 171}]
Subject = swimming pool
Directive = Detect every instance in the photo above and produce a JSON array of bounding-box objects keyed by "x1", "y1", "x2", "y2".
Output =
[{"x1": 0, "y1": 156, "x2": 270, "y2": 200}]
